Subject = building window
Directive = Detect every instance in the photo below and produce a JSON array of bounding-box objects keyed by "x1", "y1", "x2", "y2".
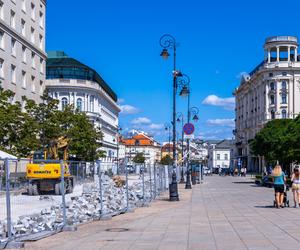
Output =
[
  {"x1": 270, "y1": 82, "x2": 275, "y2": 90},
  {"x1": 76, "y1": 98, "x2": 83, "y2": 111},
  {"x1": 61, "y1": 98, "x2": 68, "y2": 110},
  {"x1": 282, "y1": 72, "x2": 287, "y2": 76},
  {"x1": 22, "y1": 46, "x2": 26, "y2": 63},
  {"x1": 11, "y1": 65, "x2": 16, "y2": 83},
  {"x1": 39, "y1": 34, "x2": 43, "y2": 49},
  {"x1": 21, "y1": 19, "x2": 26, "y2": 36},
  {"x1": 31, "y1": 27, "x2": 35, "y2": 43},
  {"x1": 282, "y1": 109, "x2": 287, "y2": 119},
  {"x1": 224, "y1": 154, "x2": 228, "y2": 160},
  {"x1": 270, "y1": 95, "x2": 275, "y2": 105},
  {"x1": 0, "y1": 1, "x2": 3, "y2": 19},
  {"x1": 281, "y1": 93, "x2": 287, "y2": 104},
  {"x1": 10, "y1": 10, "x2": 15, "y2": 28},
  {"x1": 0, "y1": 31, "x2": 4, "y2": 49},
  {"x1": 271, "y1": 110, "x2": 275, "y2": 120},
  {"x1": 39, "y1": 80, "x2": 43, "y2": 94},
  {"x1": 269, "y1": 72, "x2": 273, "y2": 77},
  {"x1": 39, "y1": 11, "x2": 43, "y2": 28},
  {"x1": 90, "y1": 96, "x2": 94, "y2": 112},
  {"x1": 31, "y1": 76, "x2": 35, "y2": 92},
  {"x1": 282, "y1": 81, "x2": 287, "y2": 90},
  {"x1": 11, "y1": 38, "x2": 16, "y2": 56},
  {"x1": 31, "y1": 3, "x2": 35, "y2": 20},
  {"x1": 0, "y1": 58, "x2": 3, "y2": 78},
  {"x1": 31, "y1": 52, "x2": 35, "y2": 68},
  {"x1": 217, "y1": 154, "x2": 220, "y2": 160},
  {"x1": 40, "y1": 58, "x2": 43, "y2": 73},
  {"x1": 22, "y1": 0, "x2": 26, "y2": 12},
  {"x1": 22, "y1": 70, "x2": 26, "y2": 88}
]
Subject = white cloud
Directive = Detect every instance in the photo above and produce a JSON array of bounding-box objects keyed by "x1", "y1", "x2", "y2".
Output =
[
  {"x1": 207, "y1": 118, "x2": 235, "y2": 127},
  {"x1": 202, "y1": 95, "x2": 235, "y2": 110},
  {"x1": 148, "y1": 123, "x2": 164, "y2": 130},
  {"x1": 120, "y1": 104, "x2": 140, "y2": 114},
  {"x1": 198, "y1": 128, "x2": 233, "y2": 140},
  {"x1": 117, "y1": 98, "x2": 125, "y2": 104},
  {"x1": 131, "y1": 117, "x2": 151, "y2": 125}
]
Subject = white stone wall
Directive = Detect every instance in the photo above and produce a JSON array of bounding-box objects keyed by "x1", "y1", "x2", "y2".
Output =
[
  {"x1": 208, "y1": 146, "x2": 230, "y2": 169},
  {"x1": 0, "y1": 0, "x2": 46, "y2": 103}
]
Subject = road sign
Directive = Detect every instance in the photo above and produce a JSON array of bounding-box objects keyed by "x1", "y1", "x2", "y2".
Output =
[
  {"x1": 184, "y1": 134, "x2": 194, "y2": 140},
  {"x1": 183, "y1": 123, "x2": 195, "y2": 135}
]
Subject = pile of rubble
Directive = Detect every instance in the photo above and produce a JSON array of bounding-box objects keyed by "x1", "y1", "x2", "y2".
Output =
[{"x1": 0, "y1": 174, "x2": 154, "y2": 238}]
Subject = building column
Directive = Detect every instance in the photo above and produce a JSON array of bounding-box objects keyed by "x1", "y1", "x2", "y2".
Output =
[
  {"x1": 288, "y1": 46, "x2": 291, "y2": 62},
  {"x1": 268, "y1": 49, "x2": 271, "y2": 63},
  {"x1": 295, "y1": 47, "x2": 298, "y2": 62},
  {"x1": 265, "y1": 84, "x2": 269, "y2": 120},
  {"x1": 74, "y1": 92, "x2": 77, "y2": 109},
  {"x1": 276, "y1": 46, "x2": 280, "y2": 62}
]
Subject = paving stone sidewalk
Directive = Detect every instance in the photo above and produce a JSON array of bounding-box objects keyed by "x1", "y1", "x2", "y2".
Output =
[{"x1": 24, "y1": 176, "x2": 300, "y2": 250}]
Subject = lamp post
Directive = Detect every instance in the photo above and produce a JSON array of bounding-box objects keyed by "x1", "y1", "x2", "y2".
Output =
[
  {"x1": 160, "y1": 34, "x2": 180, "y2": 201},
  {"x1": 164, "y1": 123, "x2": 172, "y2": 156},
  {"x1": 178, "y1": 74, "x2": 199, "y2": 189},
  {"x1": 176, "y1": 112, "x2": 185, "y2": 183},
  {"x1": 116, "y1": 126, "x2": 122, "y2": 175}
]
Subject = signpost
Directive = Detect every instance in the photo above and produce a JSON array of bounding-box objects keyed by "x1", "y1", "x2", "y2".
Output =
[{"x1": 183, "y1": 123, "x2": 195, "y2": 135}]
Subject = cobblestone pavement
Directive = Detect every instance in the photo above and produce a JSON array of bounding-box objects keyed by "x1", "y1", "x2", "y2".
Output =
[{"x1": 24, "y1": 176, "x2": 300, "y2": 250}]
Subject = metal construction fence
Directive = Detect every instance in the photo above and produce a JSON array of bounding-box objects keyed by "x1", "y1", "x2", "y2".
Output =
[{"x1": 0, "y1": 159, "x2": 171, "y2": 247}]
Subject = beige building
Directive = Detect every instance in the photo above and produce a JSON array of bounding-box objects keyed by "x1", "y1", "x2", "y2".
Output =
[
  {"x1": 233, "y1": 36, "x2": 300, "y2": 172},
  {"x1": 0, "y1": 0, "x2": 46, "y2": 104}
]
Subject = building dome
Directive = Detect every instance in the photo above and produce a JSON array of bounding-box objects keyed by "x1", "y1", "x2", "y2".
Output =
[{"x1": 46, "y1": 51, "x2": 117, "y2": 102}]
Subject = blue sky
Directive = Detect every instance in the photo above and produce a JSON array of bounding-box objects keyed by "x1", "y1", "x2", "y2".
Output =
[{"x1": 46, "y1": 0, "x2": 300, "y2": 142}]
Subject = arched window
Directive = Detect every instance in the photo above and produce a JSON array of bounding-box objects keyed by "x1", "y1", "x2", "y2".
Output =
[
  {"x1": 61, "y1": 97, "x2": 68, "y2": 110},
  {"x1": 76, "y1": 98, "x2": 83, "y2": 111},
  {"x1": 282, "y1": 109, "x2": 287, "y2": 119},
  {"x1": 90, "y1": 96, "x2": 94, "y2": 112},
  {"x1": 282, "y1": 81, "x2": 287, "y2": 90},
  {"x1": 271, "y1": 110, "x2": 275, "y2": 120},
  {"x1": 270, "y1": 95, "x2": 275, "y2": 105},
  {"x1": 270, "y1": 82, "x2": 275, "y2": 90},
  {"x1": 281, "y1": 93, "x2": 287, "y2": 104}
]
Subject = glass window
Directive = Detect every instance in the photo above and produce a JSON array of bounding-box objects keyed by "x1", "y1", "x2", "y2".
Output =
[
  {"x1": 0, "y1": 31, "x2": 4, "y2": 49},
  {"x1": 11, "y1": 38, "x2": 16, "y2": 56},
  {"x1": 31, "y1": 52, "x2": 35, "y2": 68},
  {"x1": 39, "y1": 11, "x2": 43, "y2": 28},
  {"x1": 217, "y1": 154, "x2": 220, "y2": 160},
  {"x1": 270, "y1": 82, "x2": 275, "y2": 90},
  {"x1": 11, "y1": 65, "x2": 16, "y2": 83},
  {"x1": 31, "y1": 27, "x2": 35, "y2": 43},
  {"x1": 31, "y1": 76, "x2": 35, "y2": 92},
  {"x1": 0, "y1": 58, "x2": 3, "y2": 78},
  {"x1": 22, "y1": 46, "x2": 26, "y2": 62},
  {"x1": 21, "y1": 19, "x2": 26, "y2": 36},
  {"x1": 269, "y1": 73, "x2": 273, "y2": 77},
  {"x1": 76, "y1": 98, "x2": 83, "y2": 111},
  {"x1": 270, "y1": 95, "x2": 275, "y2": 105},
  {"x1": 22, "y1": 71, "x2": 26, "y2": 88},
  {"x1": 271, "y1": 110, "x2": 275, "y2": 120},
  {"x1": 10, "y1": 10, "x2": 15, "y2": 28},
  {"x1": 40, "y1": 58, "x2": 43, "y2": 73},
  {"x1": 0, "y1": 1, "x2": 3, "y2": 19},
  {"x1": 61, "y1": 97, "x2": 68, "y2": 110},
  {"x1": 31, "y1": 3, "x2": 35, "y2": 20},
  {"x1": 282, "y1": 81, "x2": 287, "y2": 90},
  {"x1": 224, "y1": 154, "x2": 228, "y2": 160},
  {"x1": 282, "y1": 94, "x2": 287, "y2": 104},
  {"x1": 39, "y1": 80, "x2": 43, "y2": 94},
  {"x1": 39, "y1": 34, "x2": 43, "y2": 49},
  {"x1": 282, "y1": 109, "x2": 287, "y2": 119}
]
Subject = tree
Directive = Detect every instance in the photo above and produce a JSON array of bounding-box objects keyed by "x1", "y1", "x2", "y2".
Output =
[
  {"x1": 250, "y1": 119, "x2": 294, "y2": 169},
  {"x1": 133, "y1": 153, "x2": 145, "y2": 164},
  {"x1": 160, "y1": 155, "x2": 172, "y2": 165}
]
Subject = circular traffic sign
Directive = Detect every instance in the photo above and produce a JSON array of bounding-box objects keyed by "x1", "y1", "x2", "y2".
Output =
[{"x1": 183, "y1": 123, "x2": 195, "y2": 135}]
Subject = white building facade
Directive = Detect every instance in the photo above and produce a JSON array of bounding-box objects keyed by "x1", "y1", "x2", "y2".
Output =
[
  {"x1": 207, "y1": 140, "x2": 232, "y2": 171},
  {"x1": 0, "y1": 0, "x2": 46, "y2": 103},
  {"x1": 45, "y1": 51, "x2": 120, "y2": 162},
  {"x1": 234, "y1": 36, "x2": 300, "y2": 172}
]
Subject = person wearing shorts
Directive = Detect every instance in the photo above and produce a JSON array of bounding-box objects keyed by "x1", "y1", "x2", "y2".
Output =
[
  {"x1": 291, "y1": 166, "x2": 300, "y2": 208},
  {"x1": 272, "y1": 164, "x2": 286, "y2": 208}
]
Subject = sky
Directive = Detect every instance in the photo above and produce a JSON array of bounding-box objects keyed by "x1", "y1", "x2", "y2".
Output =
[{"x1": 46, "y1": 0, "x2": 300, "y2": 142}]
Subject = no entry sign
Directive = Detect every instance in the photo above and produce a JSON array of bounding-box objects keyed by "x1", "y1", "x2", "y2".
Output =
[{"x1": 183, "y1": 123, "x2": 195, "y2": 135}]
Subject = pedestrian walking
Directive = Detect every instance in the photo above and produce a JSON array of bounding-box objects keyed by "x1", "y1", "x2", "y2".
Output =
[
  {"x1": 244, "y1": 167, "x2": 247, "y2": 177},
  {"x1": 240, "y1": 167, "x2": 245, "y2": 177},
  {"x1": 291, "y1": 166, "x2": 300, "y2": 208},
  {"x1": 272, "y1": 164, "x2": 286, "y2": 208}
]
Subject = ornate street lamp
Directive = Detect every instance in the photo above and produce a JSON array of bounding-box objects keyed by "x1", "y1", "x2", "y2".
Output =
[{"x1": 160, "y1": 34, "x2": 179, "y2": 201}]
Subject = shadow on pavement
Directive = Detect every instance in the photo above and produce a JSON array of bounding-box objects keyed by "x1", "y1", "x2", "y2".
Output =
[{"x1": 254, "y1": 205, "x2": 275, "y2": 209}]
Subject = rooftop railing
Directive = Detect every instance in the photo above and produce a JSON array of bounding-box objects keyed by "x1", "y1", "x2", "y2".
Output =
[{"x1": 265, "y1": 36, "x2": 298, "y2": 43}]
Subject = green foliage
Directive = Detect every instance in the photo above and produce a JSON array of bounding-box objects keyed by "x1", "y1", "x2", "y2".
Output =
[
  {"x1": 250, "y1": 118, "x2": 300, "y2": 169},
  {"x1": 0, "y1": 88, "x2": 104, "y2": 161},
  {"x1": 133, "y1": 152, "x2": 145, "y2": 164},
  {"x1": 160, "y1": 154, "x2": 172, "y2": 165}
]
